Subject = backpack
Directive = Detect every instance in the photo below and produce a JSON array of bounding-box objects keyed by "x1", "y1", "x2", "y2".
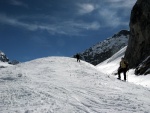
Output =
[{"x1": 120, "y1": 60, "x2": 127, "y2": 69}]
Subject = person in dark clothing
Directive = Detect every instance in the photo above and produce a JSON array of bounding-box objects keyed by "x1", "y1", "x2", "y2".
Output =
[
  {"x1": 76, "y1": 54, "x2": 80, "y2": 62},
  {"x1": 118, "y1": 57, "x2": 128, "y2": 81}
]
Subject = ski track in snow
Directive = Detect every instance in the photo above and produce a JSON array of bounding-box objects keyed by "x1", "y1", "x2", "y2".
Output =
[{"x1": 0, "y1": 57, "x2": 150, "y2": 113}]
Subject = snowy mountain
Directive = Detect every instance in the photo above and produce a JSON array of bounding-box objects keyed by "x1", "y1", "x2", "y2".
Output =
[
  {"x1": 1, "y1": 56, "x2": 150, "y2": 113},
  {"x1": 97, "y1": 46, "x2": 150, "y2": 88},
  {"x1": 77, "y1": 30, "x2": 130, "y2": 65},
  {"x1": 0, "y1": 51, "x2": 11, "y2": 68},
  {"x1": 0, "y1": 51, "x2": 9, "y2": 62},
  {"x1": 0, "y1": 50, "x2": 19, "y2": 65}
]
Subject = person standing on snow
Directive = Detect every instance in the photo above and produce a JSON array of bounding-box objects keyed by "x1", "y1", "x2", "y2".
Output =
[
  {"x1": 117, "y1": 57, "x2": 128, "y2": 81},
  {"x1": 76, "y1": 53, "x2": 80, "y2": 62}
]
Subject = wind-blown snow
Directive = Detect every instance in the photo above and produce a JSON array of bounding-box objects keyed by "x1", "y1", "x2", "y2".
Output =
[
  {"x1": 0, "y1": 57, "x2": 150, "y2": 113},
  {"x1": 97, "y1": 46, "x2": 150, "y2": 88}
]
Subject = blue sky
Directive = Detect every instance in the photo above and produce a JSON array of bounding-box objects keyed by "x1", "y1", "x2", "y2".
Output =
[{"x1": 0, "y1": 0, "x2": 136, "y2": 62}]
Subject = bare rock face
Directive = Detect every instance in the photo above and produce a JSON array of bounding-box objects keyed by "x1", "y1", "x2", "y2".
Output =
[
  {"x1": 125, "y1": 0, "x2": 150, "y2": 75},
  {"x1": 135, "y1": 56, "x2": 150, "y2": 75},
  {"x1": 0, "y1": 51, "x2": 19, "y2": 65},
  {"x1": 0, "y1": 51, "x2": 9, "y2": 62}
]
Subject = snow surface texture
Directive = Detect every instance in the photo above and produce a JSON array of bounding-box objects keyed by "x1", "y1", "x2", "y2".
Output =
[
  {"x1": 0, "y1": 57, "x2": 150, "y2": 113},
  {"x1": 97, "y1": 46, "x2": 150, "y2": 88},
  {"x1": 0, "y1": 61, "x2": 11, "y2": 68}
]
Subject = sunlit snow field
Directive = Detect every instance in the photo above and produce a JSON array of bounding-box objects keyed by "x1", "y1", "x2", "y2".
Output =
[
  {"x1": 0, "y1": 56, "x2": 150, "y2": 113},
  {"x1": 97, "y1": 46, "x2": 150, "y2": 88}
]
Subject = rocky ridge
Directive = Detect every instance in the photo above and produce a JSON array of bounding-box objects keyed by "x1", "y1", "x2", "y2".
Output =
[
  {"x1": 0, "y1": 51, "x2": 19, "y2": 65},
  {"x1": 0, "y1": 51, "x2": 9, "y2": 62},
  {"x1": 76, "y1": 30, "x2": 130, "y2": 65}
]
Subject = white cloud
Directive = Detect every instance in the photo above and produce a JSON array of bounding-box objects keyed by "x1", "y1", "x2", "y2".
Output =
[
  {"x1": 98, "y1": 8, "x2": 128, "y2": 28},
  {"x1": 77, "y1": 3, "x2": 95, "y2": 15},
  {"x1": 105, "y1": 0, "x2": 136, "y2": 9},
  {"x1": 123, "y1": 0, "x2": 136, "y2": 8},
  {"x1": 61, "y1": 20, "x2": 101, "y2": 31},
  {"x1": 106, "y1": 0, "x2": 123, "y2": 2},
  {"x1": 0, "y1": 0, "x2": 136, "y2": 34},
  {"x1": 0, "y1": 14, "x2": 53, "y2": 31},
  {"x1": 0, "y1": 14, "x2": 36, "y2": 30},
  {"x1": 84, "y1": 21, "x2": 101, "y2": 30},
  {"x1": 0, "y1": 14, "x2": 101, "y2": 36},
  {"x1": 9, "y1": 0, "x2": 28, "y2": 7},
  {"x1": 94, "y1": 0, "x2": 136, "y2": 28}
]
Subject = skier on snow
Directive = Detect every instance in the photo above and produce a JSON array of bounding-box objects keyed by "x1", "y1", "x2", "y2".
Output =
[{"x1": 117, "y1": 57, "x2": 128, "y2": 81}]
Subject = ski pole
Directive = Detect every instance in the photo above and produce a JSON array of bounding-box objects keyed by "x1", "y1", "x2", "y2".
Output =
[{"x1": 126, "y1": 70, "x2": 129, "y2": 81}]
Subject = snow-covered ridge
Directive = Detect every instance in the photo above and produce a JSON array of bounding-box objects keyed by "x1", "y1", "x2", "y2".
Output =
[
  {"x1": 0, "y1": 51, "x2": 5, "y2": 56},
  {"x1": 0, "y1": 51, "x2": 11, "y2": 68},
  {"x1": 85, "y1": 35, "x2": 128, "y2": 55},
  {"x1": 0, "y1": 51, "x2": 9, "y2": 62},
  {"x1": 0, "y1": 50, "x2": 19, "y2": 65},
  {"x1": 78, "y1": 30, "x2": 130, "y2": 65},
  {"x1": 1, "y1": 56, "x2": 150, "y2": 113}
]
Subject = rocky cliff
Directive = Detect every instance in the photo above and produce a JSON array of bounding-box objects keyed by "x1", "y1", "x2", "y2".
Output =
[
  {"x1": 125, "y1": 0, "x2": 150, "y2": 75},
  {"x1": 0, "y1": 51, "x2": 9, "y2": 62},
  {"x1": 76, "y1": 30, "x2": 129, "y2": 65},
  {"x1": 0, "y1": 51, "x2": 19, "y2": 65}
]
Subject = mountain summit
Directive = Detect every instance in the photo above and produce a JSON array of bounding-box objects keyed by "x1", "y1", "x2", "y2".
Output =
[
  {"x1": 0, "y1": 51, "x2": 9, "y2": 62},
  {"x1": 0, "y1": 51, "x2": 19, "y2": 65}
]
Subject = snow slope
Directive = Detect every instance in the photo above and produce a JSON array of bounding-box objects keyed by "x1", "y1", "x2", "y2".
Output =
[
  {"x1": 96, "y1": 46, "x2": 127, "y2": 75},
  {"x1": 97, "y1": 46, "x2": 150, "y2": 88},
  {"x1": 0, "y1": 61, "x2": 12, "y2": 68},
  {"x1": 0, "y1": 57, "x2": 150, "y2": 113}
]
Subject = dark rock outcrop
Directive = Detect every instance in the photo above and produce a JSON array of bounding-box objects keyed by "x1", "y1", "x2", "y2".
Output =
[
  {"x1": 0, "y1": 51, "x2": 19, "y2": 65},
  {"x1": 135, "y1": 56, "x2": 150, "y2": 75},
  {"x1": 8, "y1": 60, "x2": 20, "y2": 65},
  {"x1": 0, "y1": 51, "x2": 9, "y2": 62},
  {"x1": 125, "y1": 0, "x2": 150, "y2": 75}
]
